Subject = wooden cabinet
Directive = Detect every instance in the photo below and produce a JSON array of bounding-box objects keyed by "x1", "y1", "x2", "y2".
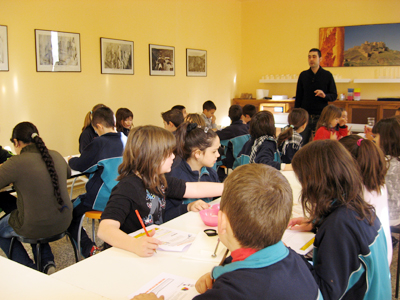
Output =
[{"x1": 232, "y1": 98, "x2": 399, "y2": 123}]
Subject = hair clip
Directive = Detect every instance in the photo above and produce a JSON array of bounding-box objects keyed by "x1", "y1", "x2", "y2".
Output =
[
  {"x1": 204, "y1": 127, "x2": 209, "y2": 133},
  {"x1": 187, "y1": 123, "x2": 198, "y2": 133},
  {"x1": 357, "y1": 138, "x2": 363, "y2": 147},
  {"x1": 290, "y1": 125, "x2": 294, "y2": 128},
  {"x1": 31, "y1": 133, "x2": 38, "y2": 139}
]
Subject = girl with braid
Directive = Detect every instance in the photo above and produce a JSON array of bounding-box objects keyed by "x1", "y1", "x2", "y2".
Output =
[{"x1": 0, "y1": 122, "x2": 72, "y2": 273}]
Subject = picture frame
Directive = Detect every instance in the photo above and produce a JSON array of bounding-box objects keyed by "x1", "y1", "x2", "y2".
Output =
[
  {"x1": 319, "y1": 23, "x2": 400, "y2": 67},
  {"x1": 100, "y1": 38, "x2": 134, "y2": 75},
  {"x1": 186, "y1": 48, "x2": 207, "y2": 77},
  {"x1": 35, "y1": 29, "x2": 81, "y2": 72},
  {"x1": 0, "y1": 25, "x2": 9, "y2": 71},
  {"x1": 149, "y1": 44, "x2": 175, "y2": 76}
]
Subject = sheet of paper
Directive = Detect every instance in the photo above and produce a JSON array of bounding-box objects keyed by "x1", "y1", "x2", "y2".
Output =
[
  {"x1": 282, "y1": 230, "x2": 315, "y2": 255},
  {"x1": 128, "y1": 272, "x2": 199, "y2": 300},
  {"x1": 129, "y1": 225, "x2": 196, "y2": 252},
  {"x1": 182, "y1": 231, "x2": 228, "y2": 263}
]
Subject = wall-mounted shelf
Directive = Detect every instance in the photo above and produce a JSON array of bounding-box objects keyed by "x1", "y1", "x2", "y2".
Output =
[
  {"x1": 259, "y1": 78, "x2": 352, "y2": 83},
  {"x1": 353, "y1": 79, "x2": 400, "y2": 83}
]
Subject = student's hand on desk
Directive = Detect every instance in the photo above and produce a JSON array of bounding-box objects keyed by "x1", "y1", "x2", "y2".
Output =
[
  {"x1": 287, "y1": 217, "x2": 313, "y2": 231},
  {"x1": 188, "y1": 200, "x2": 210, "y2": 212},
  {"x1": 133, "y1": 230, "x2": 162, "y2": 257},
  {"x1": 195, "y1": 272, "x2": 213, "y2": 294},
  {"x1": 131, "y1": 293, "x2": 164, "y2": 300}
]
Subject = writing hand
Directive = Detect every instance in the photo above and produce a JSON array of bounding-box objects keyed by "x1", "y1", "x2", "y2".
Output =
[
  {"x1": 314, "y1": 90, "x2": 326, "y2": 98},
  {"x1": 287, "y1": 217, "x2": 313, "y2": 231},
  {"x1": 195, "y1": 272, "x2": 214, "y2": 294},
  {"x1": 133, "y1": 230, "x2": 162, "y2": 257},
  {"x1": 131, "y1": 293, "x2": 164, "y2": 300}
]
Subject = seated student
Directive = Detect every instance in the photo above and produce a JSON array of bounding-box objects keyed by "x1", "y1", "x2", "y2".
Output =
[
  {"x1": 68, "y1": 106, "x2": 127, "y2": 258},
  {"x1": 0, "y1": 145, "x2": 16, "y2": 215},
  {"x1": 116, "y1": 108, "x2": 134, "y2": 137},
  {"x1": 201, "y1": 100, "x2": 217, "y2": 130},
  {"x1": 161, "y1": 108, "x2": 184, "y2": 133},
  {"x1": 165, "y1": 122, "x2": 220, "y2": 221},
  {"x1": 185, "y1": 113, "x2": 205, "y2": 127},
  {"x1": 277, "y1": 108, "x2": 308, "y2": 164},
  {"x1": 98, "y1": 126, "x2": 223, "y2": 257},
  {"x1": 238, "y1": 111, "x2": 292, "y2": 171},
  {"x1": 313, "y1": 105, "x2": 349, "y2": 141},
  {"x1": 171, "y1": 105, "x2": 188, "y2": 118},
  {"x1": 339, "y1": 135, "x2": 392, "y2": 265},
  {"x1": 217, "y1": 105, "x2": 249, "y2": 141},
  {"x1": 79, "y1": 103, "x2": 104, "y2": 153},
  {"x1": 288, "y1": 140, "x2": 391, "y2": 299},
  {"x1": 0, "y1": 122, "x2": 72, "y2": 273},
  {"x1": 241, "y1": 104, "x2": 257, "y2": 125},
  {"x1": 194, "y1": 164, "x2": 321, "y2": 299}
]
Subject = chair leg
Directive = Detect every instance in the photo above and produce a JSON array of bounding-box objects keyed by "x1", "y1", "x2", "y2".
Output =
[
  {"x1": 396, "y1": 235, "x2": 400, "y2": 298},
  {"x1": 92, "y1": 219, "x2": 96, "y2": 245},
  {"x1": 8, "y1": 236, "x2": 16, "y2": 259},
  {"x1": 65, "y1": 231, "x2": 79, "y2": 263},
  {"x1": 36, "y1": 243, "x2": 41, "y2": 271},
  {"x1": 77, "y1": 214, "x2": 86, "y2": 258}
]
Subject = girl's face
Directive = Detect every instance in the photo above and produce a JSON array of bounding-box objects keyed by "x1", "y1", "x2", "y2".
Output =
[
  {"x1": 195, "y1": 136, "x2": 220, "y2": 168},
  {"x1": 340, "y1": 111, "x2": 348, "y2": 124},
  {"x1": 122, "y1": 117, "x2": 133, "y2": 130},
  {"x1": 159, "y1": 152, "x2": 175, "y2": 174},
  {"x1": 330, "y1": 117, "x2": 339, "y2": 128}
]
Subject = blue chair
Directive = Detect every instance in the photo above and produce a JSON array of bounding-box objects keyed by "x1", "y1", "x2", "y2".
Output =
[{"x1": 219, "y1": 134, "x2": 250, "y2": 172}]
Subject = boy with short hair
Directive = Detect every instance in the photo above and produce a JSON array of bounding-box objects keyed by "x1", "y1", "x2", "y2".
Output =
[
  {"x1": 161, "y1": 109, "x2": 184, "y2": 133},
  {"x1": 201, "y1": 100, "x2": 217, "y2": 130},
  {"x1": 241, "y1": 104, "x2": 257, "y2": 125},
  {"x1": 68, "y1": 106, "x2": 127, "y2": 257},
  {"x1": 194, "y1": 164, "x2": 321, "y2": 300},
  {"x1": 171, "y1": 105, "x2": 187, "y2": 118}
]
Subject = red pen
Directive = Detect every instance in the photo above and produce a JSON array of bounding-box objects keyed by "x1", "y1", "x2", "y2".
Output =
[{"x1": 135, "y1": 210, "x2": 157, "y2": 253}]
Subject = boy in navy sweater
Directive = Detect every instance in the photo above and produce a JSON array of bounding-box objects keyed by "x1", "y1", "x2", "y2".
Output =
[
  {"x1": 68, "y1": 107, "x2": 127, "y2": 257},
  {"x1": 194, "y1": 164, "x2": 321, "y2": 300}
]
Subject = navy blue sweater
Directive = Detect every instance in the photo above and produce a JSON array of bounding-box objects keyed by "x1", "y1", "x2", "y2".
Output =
[{"x1": 239, "y1": 137, "x2": 280, "y2": 170}]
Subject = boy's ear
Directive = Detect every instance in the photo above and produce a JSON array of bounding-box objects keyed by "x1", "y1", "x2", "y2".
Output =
[{"x1": 218, "y1": 210, "x2": 228, "y2": 235}]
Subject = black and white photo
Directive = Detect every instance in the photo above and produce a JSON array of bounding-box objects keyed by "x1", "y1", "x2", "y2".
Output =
[
  {"x1": 187, "y1": 48, "x2": 207, "y2": 77},
  {"x1": 149, "y1": 44, "x2": 175, "y2": 76},
  {"x1": 0, "y1": 25, "x2": 9, "y2": 71},
  {"x1": 101, "y1": 38, "x2": 134, "y2": 74}
]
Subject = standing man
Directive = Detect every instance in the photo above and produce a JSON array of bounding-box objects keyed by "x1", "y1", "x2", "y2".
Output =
[{"x1": 295, "y1": 48, "x2": 337, "y2": 144}]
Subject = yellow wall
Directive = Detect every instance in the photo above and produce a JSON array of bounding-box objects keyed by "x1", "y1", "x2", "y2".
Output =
[
  {"x1": 239, "y1": 0, "x2": 400, "y2": 100},
  {"x1": 0, "y1": 0, "x2": 242, "y2": 155},
  {"x1": 2, "y1": 0, "x2": 400, "y2": 155}
]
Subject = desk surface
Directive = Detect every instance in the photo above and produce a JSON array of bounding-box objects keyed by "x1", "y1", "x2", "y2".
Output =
[
  {"x1": 0, "y1": 255, "x2": 108, "y2": 299},
  {"x1": 50, "y1": 171, "x2": 303, "y2": 300}
]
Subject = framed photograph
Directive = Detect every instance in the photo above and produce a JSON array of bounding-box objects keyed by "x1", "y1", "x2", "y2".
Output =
[
  {"x1": 149, "y1": 44, "x2": 175, "y2": 76},
  {"x1": 0, "y1": 25, "x2": 9, "y2": 71},
  {"x1": 35, "y1": 29, "x2": 81, "y2": 72},
  {"x1": 186, "y1": 49, "x2": 207, "y2": 77},
  {"x1": 100, "y1": 38, "x2": 134, "y2": 74},
  {"x1": 319, "y1": 23, "x2": 400, "y2": 67}
]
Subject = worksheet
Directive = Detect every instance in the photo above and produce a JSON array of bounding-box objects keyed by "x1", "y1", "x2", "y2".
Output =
[
  {"x1": 282, "y1": 230, "x2": 315, "y2": 255},
  {"x1": 129, "y1": 225, "x2": 196, "y2": 252},
  {"x1": 128, "y1": 272, "x2": 199, "y2": 300}
]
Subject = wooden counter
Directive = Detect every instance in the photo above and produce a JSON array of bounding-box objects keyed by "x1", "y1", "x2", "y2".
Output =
[{"x1": 232, "y1": 98, "x2": 399, "y2": 124}]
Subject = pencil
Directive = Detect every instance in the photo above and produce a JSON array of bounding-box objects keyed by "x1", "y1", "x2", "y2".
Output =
[{"x1": 135, "y1": 209, "x2": 157, "y2": 253}]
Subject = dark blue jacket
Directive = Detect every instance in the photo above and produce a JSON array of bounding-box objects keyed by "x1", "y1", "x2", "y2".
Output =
[
  {"x1": 194, "y1": 242, "x2": 322, "y2": 300},
  {"x1": 69, "y1": 132, "x2": 127, "y2": 211},
  {"x1": 217, "y1": 120, "x2": 249, "y2": 168},
  {"x1": 78, "y1": 125, "x2": 98, "y2": 154},
  {"x1": 239, "y1": 137, "x2": 281, "y2": 170},
  {"x1": 165, "y1": 159, "x2": 219, "y2": 221}
]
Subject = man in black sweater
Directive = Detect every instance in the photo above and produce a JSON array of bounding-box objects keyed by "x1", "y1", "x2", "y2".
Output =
[{"x1": 295, "y1": 48, "x2": 337, "y2": 144}]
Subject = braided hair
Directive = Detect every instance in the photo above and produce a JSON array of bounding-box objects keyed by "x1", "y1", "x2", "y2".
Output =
[{"x1": 10, "y1": 122, "x2": 67, "y2": 212}]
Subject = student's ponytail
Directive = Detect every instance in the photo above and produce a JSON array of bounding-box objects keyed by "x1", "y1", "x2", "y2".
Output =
[
  {"x1": 11, "y1": 122, "x2": 67, "y2": 212},
  {"x1": 81, "y1": 104, "x2": 105, "y2": 132},
  {"x1": 277, "y1": 108, "x2": 309, "y2": 146}
]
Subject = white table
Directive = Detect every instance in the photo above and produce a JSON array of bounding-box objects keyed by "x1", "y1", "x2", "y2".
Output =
[
  {"x1": 50, "y1": 171, "x2": 304, "y2": 300},
  {"x1": 0, "y1": 255, "x2": 108, "y2": 299}
]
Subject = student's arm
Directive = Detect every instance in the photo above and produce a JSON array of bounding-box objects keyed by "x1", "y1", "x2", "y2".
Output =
[
  {"x1": 184, "y1": 182, "x2": 223, "y2": 199},
  {"x1": 195, "y1": 272, "x2": 213, "y2": 294},
  {"x1": 313, "y1": 127, "x2": 330, "y2": 141},
  {"x1": 98, "y1": 219, "x2": 161, "y2": 257},
  {"x1": 69, "y1": 139, "x2": 101, "y2": 172},
  {"x1": 288, "y1": 217, "x2": 313, "y2": 231},
  {"x1": 0, "y1": 158, "x2": 14, "y2": 189}
]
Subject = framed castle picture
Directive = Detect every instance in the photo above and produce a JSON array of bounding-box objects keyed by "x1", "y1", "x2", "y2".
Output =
[
  {"x1": 101, "y1": 38, "x2": 134, "y2": 75},
  {"x1": 149, "y1": 44, "x2": 175, "y2": 76},
  {"x1": 319, "y1": 23, "x2": 400, "y2": 67}
]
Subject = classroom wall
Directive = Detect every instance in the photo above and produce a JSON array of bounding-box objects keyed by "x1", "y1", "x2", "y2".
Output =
[
  {"x1": 239, "y1": 0, "x2": 400, "y2": 101},
  {"x1": 0, "y1": 0, "x2": 242, "y2": 155}
]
